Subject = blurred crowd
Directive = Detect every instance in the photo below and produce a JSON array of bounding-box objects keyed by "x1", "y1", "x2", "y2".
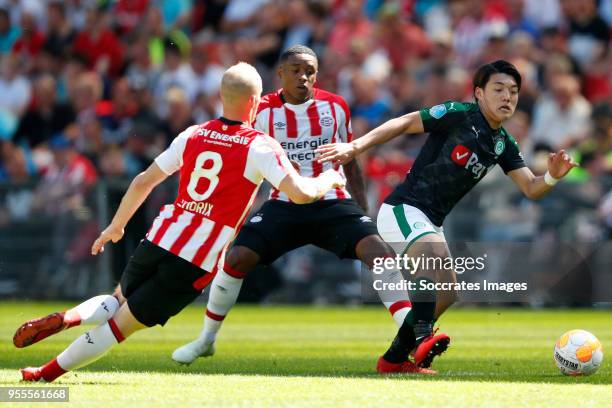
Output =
[{"x1": 0, "y1": 0, "x2": 610, "y2": 244}]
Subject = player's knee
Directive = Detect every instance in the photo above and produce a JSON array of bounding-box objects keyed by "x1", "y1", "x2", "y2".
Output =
[
  {"x1": 409, "y1": 241, "x2": 450, "y2": 278},
  {"x1": 112, "y1": 285, "x2": 126, "y2": 305},
  {"x1": 356, "y1": 235, "x2": 394, "y2": 269},
  {"x1": 225, "y1": 246, "x2": 259, "y2": 275}
]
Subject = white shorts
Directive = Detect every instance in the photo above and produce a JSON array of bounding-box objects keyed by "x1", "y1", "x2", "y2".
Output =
[{"x1": 377, "y1": 203, "x2": 445, "y2": 254}]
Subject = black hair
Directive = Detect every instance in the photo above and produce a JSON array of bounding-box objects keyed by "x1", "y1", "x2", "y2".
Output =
[
  {"x1": 279, "y1": 45, "x2": 317, "y2": 63},
  {"x1": 472, "y1": 60, "x2": 522, "y2": 98}
]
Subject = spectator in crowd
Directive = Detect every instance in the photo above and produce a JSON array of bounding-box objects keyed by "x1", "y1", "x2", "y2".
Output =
[
  {"x1": 387, "y1": 68, "x2": 420, "y2": 117},
  {"x1": 12, "y1": 11, "x2": 45, "y2": 66},
  {"x1": 143, "y1": 6, "x2": 191, "y2": 67},
  {"x1": 187, "y1": 42, "x2": 224, "y2": 102},
  {"x1": 328, "y1": 0, "x2": 372, "y2": 63},
  {"x1": 220, "y1": 0, "x2": 270, "y2": 36},
  {"x1": 375, "y1": 1, "x2": 430, "y2": 70},
  {"x1": 537, "y1": 27, "x2": 581, "y2": 89},
  {"x1": 125, "y1": 33, "x2": 160, "y2": 95},
  {"x1": 157, "y1": 0, "x2": 192, "y2": 30},
  {"x1": 564, "y1": 0, "x2": 609, "y2": 67},
  {"x1": 73, "y1": 7, "x2": 124, "y2": 77},
  {"x1": 0, "y1": 54, "x2": 31, "y2": 117},
  {"x1": 14, "y1": 74, "x2": 75, "y2": 149},
  {"x1": 413, "y1": 30, "x2": 459, "y2": 83},
  {"x1": 43, "y1": 1, "x2": 76, "y2": 59},
  {"x1": 154, "y1": 40, "x2": 193, "y2": 107},
  {"x1": 442, "y1": 67, "x2": 471, "y2": 102},
  {"x1": 98, "y1": 77, "x2": 137, "y2": 145},
  {"x1": 158, "y1": 87, "x2": 194, "y2": 147},
  {"x1": 473, "y1": 21, "x2": 510, "y2": 68},
  {"x1": 192, "y1": 0, "x2": 227, "y2": 33},
  {"x1": 32, "y1": 134, "x2": 97, "y2": 217},
  {"x1": 0, "y1": 143, "x2": 35, "y2": 226},
  {"x1": 281, "y1": 0, "x2": 317, "y2": 52},
  {"x1": 450, "y1": 0, "x2": 506, "y2": 67},
  {"x1": 530, "y1": 73, "x2": 592, "y2": 150},
  {"x1": 350, "y1": 72, "x2": 391, "y2": 130},
  {"x1": 114, "y1": 0, "x2": 150, "y2": 36},
  {"x1": 505, "y1": 0, "x2": 540, "y2": 38},
  {"x1": 98, "y1": 144, "x2": 136, "y2": 178},
  {"x1": 599, "y1": 190, "x2": 612, "y2": 238},
  {"x1": 523, "y1": 0, "x2": 562, "y2": 28},
  {"x1": 0, "y1": 8, "x2": 20, "y2": 54},
  {"x1": 251, "y1": 1, "x2": 288, "y2": 71},
  {"x1": 71, "y1": 71, "x2": 103, "y2": 130}
]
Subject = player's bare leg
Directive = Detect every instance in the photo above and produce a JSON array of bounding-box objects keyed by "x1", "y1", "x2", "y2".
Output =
[
  {"x1": 13, "y1": 285, "x2": 125, "y2": 348},
  {"x1": 380, "y1": 234, "x2": 453, "y2": 370},
  {"x1": 20, "y1": 301, "x2": 146, "y2": 382},
  {"x1": 172, "y1": 246, "x2": 258, "y2": 365}
]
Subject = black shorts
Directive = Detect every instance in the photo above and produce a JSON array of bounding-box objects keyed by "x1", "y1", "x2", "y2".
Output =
[
  {"x1": 234, "y1": 199, "x2": 378, "y2": 264},
  {"x1": 120, "y1": 239, "x2": 209, "y2": 327}
]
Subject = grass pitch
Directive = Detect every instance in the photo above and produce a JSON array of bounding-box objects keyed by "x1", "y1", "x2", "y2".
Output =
[{"x1": 0, "y1": 302, "x2": 610, "y2": 407}]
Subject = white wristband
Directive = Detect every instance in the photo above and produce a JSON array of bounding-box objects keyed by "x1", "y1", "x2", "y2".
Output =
[{"x1": 544, "y1": 171, "x2": 558, "y2": 186}]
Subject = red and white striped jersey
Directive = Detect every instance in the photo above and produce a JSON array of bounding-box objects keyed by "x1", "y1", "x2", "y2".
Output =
[
  {"x1": 254, "y1": 88, "x2": 352, "y2": 201},
  {"x1": 146, "y1": 118, "x2": 293, "y2": 273}
]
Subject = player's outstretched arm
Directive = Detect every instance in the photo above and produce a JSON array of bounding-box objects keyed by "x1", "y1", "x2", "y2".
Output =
[
  {"x1": 508, "y1": 150, "x2": 578, "y2": 200},
  {"x1": 253, "y1": 136, "x2": 345, "y2": 205},
  {"x1": 316, "y1": 111, "x2": 424, "y2": 165},
  {"x1": 278, "y1": 169, "x2": 346, "y2": 204},
  {"x1": 91, "y1": 163, "x2": 169, "y2": 255}
]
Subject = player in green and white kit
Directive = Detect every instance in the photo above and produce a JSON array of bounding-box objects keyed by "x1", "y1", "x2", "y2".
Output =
[{"x1": 317, "y1": 60, "x2": 578, "y2": 372}]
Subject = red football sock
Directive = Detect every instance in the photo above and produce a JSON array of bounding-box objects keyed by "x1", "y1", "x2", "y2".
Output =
[{"x1": 40, "y1": 358, "x2": 67, "y2": 382}]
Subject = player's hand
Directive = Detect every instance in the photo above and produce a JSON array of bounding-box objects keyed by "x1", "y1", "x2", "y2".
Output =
[
  {"x1": 316, "y1": 143, "x2": 357, "y2": 165},
  {"x1": 321, "y1": 169, "x2": 346, "y2": 189},
  {"x1": 91, "y1": 224, "x2": 125, "y2": 256},
  {"x1": 548, "y1": 149, "x2": 579, "y2": 179}
]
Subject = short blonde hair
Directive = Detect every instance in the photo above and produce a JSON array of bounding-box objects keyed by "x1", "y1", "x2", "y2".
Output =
[{"x1": 220, "y1": 62, "x2": 262, "y2": 104}]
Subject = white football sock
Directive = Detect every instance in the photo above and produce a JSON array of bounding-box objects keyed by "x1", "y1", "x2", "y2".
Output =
[
  {"x1": 64, "y1": 295, "x2": 120, "y2": 326},
  {"x1": 199, "y1": 269, "x2": 243, "y2": 344},
  {"x1": 56, "y1": 319, "x2": 124, "y2": 371},
  {"x1": 385, "y1": 301, "x2": 412, "y2": 326},
  {"x1": 374, "y1": 266, "x2": 412, "y2": 327}
]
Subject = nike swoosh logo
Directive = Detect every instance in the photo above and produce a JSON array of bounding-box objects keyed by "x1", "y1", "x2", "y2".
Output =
[{"x1": 456, "y1": 152, "x2": 468, "y2": 160}]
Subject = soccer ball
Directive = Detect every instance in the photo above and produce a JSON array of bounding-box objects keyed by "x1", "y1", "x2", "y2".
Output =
[{"x1": 554, "y1": 330, "x2": 603, "y2": 376}]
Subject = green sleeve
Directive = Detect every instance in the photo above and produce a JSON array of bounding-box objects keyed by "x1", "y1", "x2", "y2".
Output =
[
  {"x1": 498, "y1": 130, "x2": 526, "y2": 174},
  {"x1": 419, "y1": 101, "x2": 471, "y2": 133}
]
